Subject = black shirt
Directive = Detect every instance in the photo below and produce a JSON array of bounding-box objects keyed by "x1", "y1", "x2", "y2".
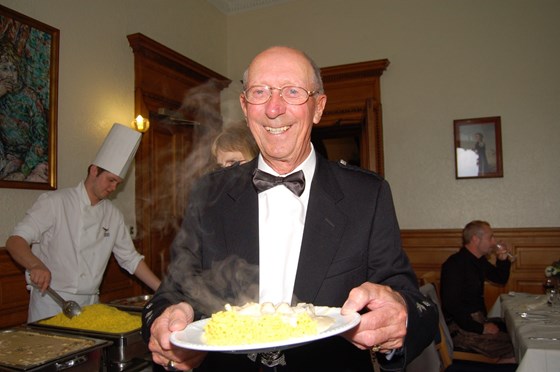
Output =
[{"x1": 440, "y1": 247, "x2": 511, "y2": 334}]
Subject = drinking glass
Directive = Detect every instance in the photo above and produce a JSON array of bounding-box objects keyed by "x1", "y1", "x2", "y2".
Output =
[{"x1": 496, "y1": 241, "x2": 516, "y2": 262}]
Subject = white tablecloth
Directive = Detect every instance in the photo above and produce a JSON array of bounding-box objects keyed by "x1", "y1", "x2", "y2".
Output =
[
  {"x1": 493, "y1": 292, "x2": 560, "y2": 372},
  {"x1": 517, "y1": 349, "x2": 560, "y2": 371}
]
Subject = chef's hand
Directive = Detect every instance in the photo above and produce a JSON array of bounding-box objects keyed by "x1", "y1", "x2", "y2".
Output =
[
  {"x1": 148, "y1": 302, "x2": 207, "y2": 370},
  {"x1": 341, "y1": 282, "x2": 408, "y2": 353},
  {"x1": 6, "y1": 235, "x2": 51, "y2": 292},
  {"x1": 29, "y1": 262, "x2": 51, "y2": 293}
]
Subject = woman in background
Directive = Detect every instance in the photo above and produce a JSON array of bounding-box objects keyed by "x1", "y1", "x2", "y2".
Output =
[{"x1": 211, "y1": 124, "x2": 258, "y2": 168}]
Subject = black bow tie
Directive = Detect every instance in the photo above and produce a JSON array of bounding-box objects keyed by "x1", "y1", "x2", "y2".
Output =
[{"x1": 252, "y1": 169, "x2": 305, "y2": 196}]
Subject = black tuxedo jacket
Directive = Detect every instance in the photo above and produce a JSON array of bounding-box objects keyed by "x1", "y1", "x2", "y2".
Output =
[{"x1": 144, "y1": 155, "x2": 438, "y2": 371}]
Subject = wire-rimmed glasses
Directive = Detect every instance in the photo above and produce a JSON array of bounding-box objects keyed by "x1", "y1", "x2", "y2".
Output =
[{"x1": 243, "y1": 85, "x2": 317, "y2": 105}]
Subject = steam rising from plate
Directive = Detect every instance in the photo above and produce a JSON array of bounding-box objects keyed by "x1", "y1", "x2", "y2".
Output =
[
  {"x1": 166, "y1": 253, "x2": 259, "y2": 317},
  {"x1": 152, "y1": 79, "x2": 258, "y2": 316}
]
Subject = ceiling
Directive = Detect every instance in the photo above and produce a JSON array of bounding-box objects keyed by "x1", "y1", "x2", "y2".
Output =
[{"x1": 205, "y1": 0, "x2": 293, "y2": 14}]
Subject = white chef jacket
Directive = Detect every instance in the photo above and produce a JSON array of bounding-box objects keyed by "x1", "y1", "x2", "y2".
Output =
[{"x1": 12, "y1": 181, "x2": 144, "y2": 322}]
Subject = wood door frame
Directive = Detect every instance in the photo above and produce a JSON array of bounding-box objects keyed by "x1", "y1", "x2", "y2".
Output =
[
  {"x1": 127, "y1": 33, "x2": 230, "y2": 278},
  {"x1": 318, "y1": 59, "x2": 389, "y2": 175}
]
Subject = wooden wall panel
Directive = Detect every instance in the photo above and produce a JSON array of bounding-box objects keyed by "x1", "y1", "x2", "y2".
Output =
[
  {"x1": 0, "y1": 250, "x2": 28, "y2": 327},
  {"x1": 403, "y1": 227, "x2": 560, "y2": 309}
]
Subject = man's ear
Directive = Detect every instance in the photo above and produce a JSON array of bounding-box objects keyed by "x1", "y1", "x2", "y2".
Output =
[
  {"x1": 313, "y1": 94, "x2": 327, "y2": 124},
  {"x1": 240, "y1": 94, "x2": 248, "y2": 118},
  {"x1": 472, "y1": 234, "x2": 481, "y2": 245},
  {"x1": 88, "y1": 164, "x2": 98, "y2": 177}
]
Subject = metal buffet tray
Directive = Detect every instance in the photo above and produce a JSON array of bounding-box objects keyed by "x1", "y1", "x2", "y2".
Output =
[
  {"x1": 0, "y1": 327, "x2": 111, "y2": 371},
  {"x1": 108, "y1": 295, "x2": 152, "y2": 312},
  {"x1": 28, "y1": 313, "x2": 148, "y2": 371}
]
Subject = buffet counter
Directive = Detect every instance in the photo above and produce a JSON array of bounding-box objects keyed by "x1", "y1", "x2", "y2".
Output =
[{"x1": 0, "y1": 297, "x2": 153, "y2": 372}]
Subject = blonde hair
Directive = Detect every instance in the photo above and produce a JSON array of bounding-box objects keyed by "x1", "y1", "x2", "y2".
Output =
[{"x1": 211, "y1": 125, "x2": 258, "y2": 162}]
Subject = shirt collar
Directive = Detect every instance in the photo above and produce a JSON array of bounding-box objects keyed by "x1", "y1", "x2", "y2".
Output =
[
  {"x1": 257, "y1": 144, "x2": 316, "y2": 182},
  {"x1": 257, "y1": 145, "x2": 316, "y2": 203},
  {"x1": 78, "y1": 181, "x2": 104, "y2": 207}
]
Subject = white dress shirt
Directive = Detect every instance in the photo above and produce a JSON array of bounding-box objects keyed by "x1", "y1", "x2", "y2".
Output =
[{"x1": 258, "y1": 147, "x2": 316, "y2": 304}]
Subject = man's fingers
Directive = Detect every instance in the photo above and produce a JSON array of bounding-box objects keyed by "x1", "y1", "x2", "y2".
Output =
[
  {"x1": 347, "y1": 310, "x2": 406, "y2": 349},
  {"x1": 341, "y1": 283, "x2": 408, "y2": 350},
  {"x1": 168, "y1": 303, "x2": 194, "y2": 331},
  {"x1": 342, "y1": 283, "x2": 382, "y2": 313}
]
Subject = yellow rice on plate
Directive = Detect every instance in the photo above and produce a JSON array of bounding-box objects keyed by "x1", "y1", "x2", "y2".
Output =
[
  {"x1": 38, "y1": 303, "x2": 141, "y2": 333},
  {"x1": 203, "y1": 302, "x2": 329, "y2": 345}
]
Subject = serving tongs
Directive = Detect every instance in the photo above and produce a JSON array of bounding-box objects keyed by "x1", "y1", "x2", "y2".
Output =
[{"x1": 39, "y1": 285, "x2": 82, "y2": 319}]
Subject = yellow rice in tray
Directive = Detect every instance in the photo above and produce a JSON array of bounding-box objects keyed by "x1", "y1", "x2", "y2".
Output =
[
  {"x1": 39, "y1": 303, "x2": 141, "y2": 333},
  {"x1": 203, "y1": 303, "x2": 319, "y2": 345}
]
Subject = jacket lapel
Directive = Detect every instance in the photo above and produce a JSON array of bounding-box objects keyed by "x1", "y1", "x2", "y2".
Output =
[
  {"x1": 221, "y1": 160, "x2": 260, "y2": 265},
  {"x1": 293, "y1": 157, "x2": 348, "y2": 303}
]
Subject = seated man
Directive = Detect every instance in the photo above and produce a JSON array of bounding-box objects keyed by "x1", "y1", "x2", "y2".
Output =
[{"x1": 440, "y1": 220, "x2": 515, "y2": 363}]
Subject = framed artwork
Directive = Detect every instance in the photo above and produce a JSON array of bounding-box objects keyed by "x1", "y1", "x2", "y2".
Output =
[
  {"x1": 0, "y1": 5, "x2": 59, "y2": 189},
  {"x1": 454, "y1": 116, "x2": 503, "y2": 179}
]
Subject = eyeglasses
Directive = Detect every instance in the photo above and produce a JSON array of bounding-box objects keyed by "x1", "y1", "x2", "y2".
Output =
[{"x1": 243, "y1": 85, "x2": 318, "y2": 105}]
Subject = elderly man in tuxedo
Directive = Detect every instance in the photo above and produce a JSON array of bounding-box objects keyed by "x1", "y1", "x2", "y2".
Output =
[{"x1": 142, "y1": 46, "x2": 438, "y2": 371}]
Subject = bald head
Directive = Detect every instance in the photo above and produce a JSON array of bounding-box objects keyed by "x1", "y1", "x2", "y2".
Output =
[{"x1": 242, "y1": 46, "x2": 324, "y2": 94}]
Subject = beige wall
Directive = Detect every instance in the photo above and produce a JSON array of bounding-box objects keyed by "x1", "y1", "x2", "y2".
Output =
[
  {"x1": 225, "y1": 0, "x2": 560, "y2": 229},
  {"x1": 1, "y1": 0, "x2": 559, "y2": 246}
]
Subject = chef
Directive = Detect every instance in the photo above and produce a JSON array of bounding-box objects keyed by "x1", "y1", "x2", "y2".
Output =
[{"x1": 5, "y1": 123, "x2": 161, "y2": 322}]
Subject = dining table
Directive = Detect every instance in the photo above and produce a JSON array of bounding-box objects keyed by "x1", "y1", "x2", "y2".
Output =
[{"x1": 488, "y1": 291, "x2": 560, "y2": 372}]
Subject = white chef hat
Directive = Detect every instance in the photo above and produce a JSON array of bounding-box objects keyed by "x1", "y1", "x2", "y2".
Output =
[{"x1": 92, "y1": 123, "x2": 142, "y2": 179}]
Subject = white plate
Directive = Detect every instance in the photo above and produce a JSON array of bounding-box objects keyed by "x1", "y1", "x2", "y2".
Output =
[{"x1": 170, "y1": 306, "x2": 360, "y2": 354}]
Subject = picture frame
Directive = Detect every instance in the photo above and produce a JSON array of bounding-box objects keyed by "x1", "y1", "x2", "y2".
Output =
[
  {"x1": 454, "y1": 116, "x2": 503, "y2": 179},
  {"x1": 0, "y1": 5, "x2": 59, "y2": 189}
]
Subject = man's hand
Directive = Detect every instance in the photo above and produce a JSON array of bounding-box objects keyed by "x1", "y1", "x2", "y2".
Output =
[
  {"x1": 6, "y1": 235, "x2": 52, "y2": 292},
  {"x1": 148, "y1": 302, "x2": 207, "y2": 370},
  {"x1": 28, "y1": 263, "x2": 51, "y2": 292},
  {"x1": 495, "y1": 241, "x2": 514, "y2": 261},
  {"x1": 483, "y1": 322, "x2": 499, "y2": 335},
  {"x1": 341, "y1": 282, "x2": 408, "y2": 353}
]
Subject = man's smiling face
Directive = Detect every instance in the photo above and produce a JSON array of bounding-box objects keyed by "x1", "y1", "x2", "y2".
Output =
[{"x1": 240, "y1": 47, "x2": 326, "y2": 174}]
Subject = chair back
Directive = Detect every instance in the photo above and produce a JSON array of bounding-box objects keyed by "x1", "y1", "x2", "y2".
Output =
[
  {"x1": 419, "y1": 282, "x2": 501, "y2": 367},
  {"x1": 419, "y1": 283, "x2": 454, "y2": 369},
  {"x1": 420, "y1": 271, "x2": 439, "y2": 289}
]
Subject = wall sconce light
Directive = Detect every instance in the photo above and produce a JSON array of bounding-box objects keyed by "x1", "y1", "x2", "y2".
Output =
[{"x1": 132, "y1": 115, "x2": 150, "y2": 133}]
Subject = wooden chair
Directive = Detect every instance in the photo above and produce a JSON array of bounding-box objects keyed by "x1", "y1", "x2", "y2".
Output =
[
  {"x1": 418, "y1": 282, "x2": 500, "y2": 371},
  {"x1": 420, "y1": 271, "x2": 439, "y2": 288}
]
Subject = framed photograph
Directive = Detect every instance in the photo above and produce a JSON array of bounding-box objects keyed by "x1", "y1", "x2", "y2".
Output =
[
  {"x1": 0, "y1": 5, "x2": 59, "y2": 189},
  {"x1": 454, "y1": 116, "x2": 503, "y2": 179}
]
